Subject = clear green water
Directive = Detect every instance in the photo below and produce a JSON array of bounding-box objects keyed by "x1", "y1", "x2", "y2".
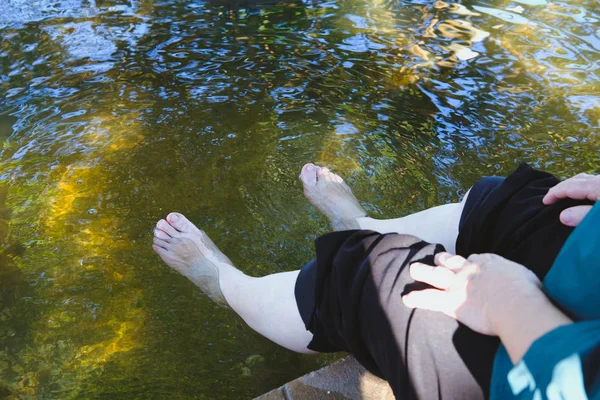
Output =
[{"x1": 0, "y1": 0, "x2": 598, "y2": 398}]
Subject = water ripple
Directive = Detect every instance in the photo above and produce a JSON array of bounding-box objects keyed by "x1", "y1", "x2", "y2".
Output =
[{"x1": 0, "y1": 0, "x2": 598, "y2": 398}]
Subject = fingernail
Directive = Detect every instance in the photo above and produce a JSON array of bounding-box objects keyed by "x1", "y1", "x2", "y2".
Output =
[
  {"x1": 171, "y1": 214, "x2": 179, "y2": 221},
  {"x1": 307, "y1": 164, "x2": 314, "y2": 172}
]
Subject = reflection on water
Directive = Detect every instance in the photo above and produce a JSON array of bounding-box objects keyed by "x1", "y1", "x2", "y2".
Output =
[{"x1": 0, "y1": 0, "x2": 598, "y2": 397}]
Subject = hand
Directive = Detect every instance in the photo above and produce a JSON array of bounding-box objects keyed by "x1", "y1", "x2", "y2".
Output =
[
  {"x1": 543, "y1": 173, "x2": 600, "y2": 227},
  {"x1": 402, "y1": 253, "x2": 541, "y2": 336}
]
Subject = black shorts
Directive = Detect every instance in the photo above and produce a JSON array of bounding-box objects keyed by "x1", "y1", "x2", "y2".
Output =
[{"x1": 294, "y1": 163, "x2": 593, "y2": 400}]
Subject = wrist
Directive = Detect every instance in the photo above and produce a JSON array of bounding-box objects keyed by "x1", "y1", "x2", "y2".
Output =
[
  {"x1": 486, "y1": 279, "x2": 543, "y2": 336},
  {"x1": 488, "y1": 283, "x2": 571, "y2": 363}
]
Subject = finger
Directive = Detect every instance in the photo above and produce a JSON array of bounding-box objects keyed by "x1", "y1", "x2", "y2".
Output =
[
  {"x1": 467, "y1": 253, "x2": 494, "y2": 264},
  {"x1": 410, "y1": 263, "x2": 456, "y2": 289},
  {"x1": 434, "y1": 252, "x2": 453, "y2": 264},
  {"x1": 543, "y1": 177, "x2": 600, "y2": 204},
  {"x1": 402, "y1": 289, "x2": 455, "y2": 317},
  {"x1": 560, "y1": 205, "x2": 593, "y2": 227},
  {"x1": 435, "y1": 253, "x2": 469, "y2": 270},
  {"x1": 572, "y1": 173, "x2": 596, "y2": 180}
]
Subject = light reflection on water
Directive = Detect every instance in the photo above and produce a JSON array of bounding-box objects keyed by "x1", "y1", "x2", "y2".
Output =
[{"x1": 0, "y1": 0, "x2": 598, "y2": 398}]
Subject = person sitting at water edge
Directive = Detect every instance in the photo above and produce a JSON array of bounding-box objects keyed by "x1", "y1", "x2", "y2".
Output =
[{"x1": 152, "y1": 163, "x2": 600, "y2": 400}]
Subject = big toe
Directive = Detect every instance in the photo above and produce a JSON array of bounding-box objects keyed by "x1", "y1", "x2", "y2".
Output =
[
  {"x1": 167, "y1": 212, "x2": 199, "y2": 234},
  {"x1": 299, "y1": 163, "x2": 318, "y2": 186}
]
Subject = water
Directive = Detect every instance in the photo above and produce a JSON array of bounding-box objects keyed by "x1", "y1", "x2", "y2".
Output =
[{"x1": 0, "y1": 0, "x2": 598, "y2": 398}]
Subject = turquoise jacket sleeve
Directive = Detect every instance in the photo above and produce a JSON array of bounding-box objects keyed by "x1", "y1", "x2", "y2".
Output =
[
  {"x1": 491, "y1": 203, "x2": 600, "y2": 400},
  {"x1": 543, "y1": 202, "x2": 600, "y2": 321},
  {"x1": 492, "y1": 321, "x2": 600, "y2": 400}
]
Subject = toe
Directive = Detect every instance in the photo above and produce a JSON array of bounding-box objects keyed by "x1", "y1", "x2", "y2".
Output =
[
  {"x1": 299, "y1": 163, "x2": 317, "y2": 185},
  {"x1": 154, "y1": 229, "x2": 171, "y2": 240},
  {"x1": 167, "y1": 212, "x2": 198, "y2": 233},
  {"x1": 153, "y1": 237, "x2": 170, "y2": 249},
  {"x1": 316, "y1": 166, "x2": 330, "y2": 182},
  {"x1": 325, "y1": 168, "x2": 343, "y2": 183},
  {"x1": 157, "y1": 219, "x2": 178, "y2": 237},
  {"x1": 153, "y1": 244, "x2": 171, "y2": 260},
  {"x1": 320, "y1": 167, "x2": 344, "y2": 184},
  {"x1": 300, "y1": 163, "x2": 315, "y2": 176}
]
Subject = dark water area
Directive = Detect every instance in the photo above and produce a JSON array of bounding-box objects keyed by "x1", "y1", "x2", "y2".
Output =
[{"x1": 0, "y1": 0, "x2": 598, "y2": 398}]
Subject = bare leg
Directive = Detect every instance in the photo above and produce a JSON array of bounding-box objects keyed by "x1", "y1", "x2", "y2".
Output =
[
  {"x1": 153, "y1": 213, "x2": 316, "y2": 354},
  {"x1": 356, "y1": 202, "x2": 466, "y2": 253},
  {"x1": 151, "y1": 165, "x2": 469, "y2": 354},
  {"x1": 299, "y1": 163, "x2": 470, "y2": 253}
]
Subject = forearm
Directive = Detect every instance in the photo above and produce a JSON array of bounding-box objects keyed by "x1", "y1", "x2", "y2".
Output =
[{"x1": 491, "y1": 286, "x2": 572, "y2": 364}]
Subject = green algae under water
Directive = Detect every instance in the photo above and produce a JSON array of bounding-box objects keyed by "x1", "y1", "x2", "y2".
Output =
[{"x1": 0, "y1": 0, "x2": 598, "y2": 398}]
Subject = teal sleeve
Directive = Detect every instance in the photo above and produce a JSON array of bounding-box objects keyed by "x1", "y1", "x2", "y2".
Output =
[
  {"x1": 543, "y1": 203, "x2": 600, "y2": 320},
  {"x1": 492, "y1": 321, "x2": 600, "y2": 400}
]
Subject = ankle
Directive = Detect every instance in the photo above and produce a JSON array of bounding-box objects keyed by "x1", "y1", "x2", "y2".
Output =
[
  {"x1": 218, "y1": 261, "x2": 246, "y2": 280},
  {"x1": 219, "y1": 270, "x2": 252, "y2": 307}
]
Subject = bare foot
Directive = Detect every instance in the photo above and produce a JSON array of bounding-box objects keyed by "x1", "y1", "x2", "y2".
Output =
[
  {"x1": 152, "y1": 212, "x2": 235, "y2": 308},
  {"x1": 299, "y1": 163, "x2": 367, "y2": 230}
]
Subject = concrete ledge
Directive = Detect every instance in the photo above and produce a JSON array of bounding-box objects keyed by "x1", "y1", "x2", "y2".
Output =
[{"x1": 254, "y1": 356, "x2": 393, "y2": 400}]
